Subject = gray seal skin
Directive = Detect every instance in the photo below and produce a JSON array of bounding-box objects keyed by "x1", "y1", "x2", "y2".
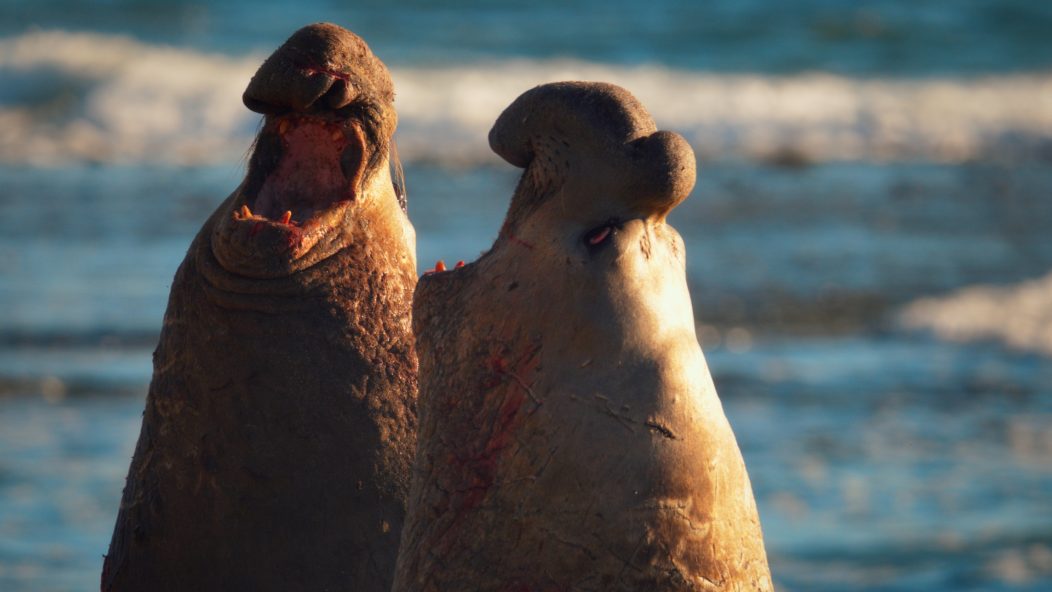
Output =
[
  {"x1": 102, "y1": 24, "x2": 417, "y2": 592},
  {"x1": 394, "y1": 82, "x2": 773, "y2": 591}
]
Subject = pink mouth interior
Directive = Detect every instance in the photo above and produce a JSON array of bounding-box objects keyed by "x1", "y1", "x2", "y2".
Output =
[{"x1": 250, "y1": 119, "x2": 354, "y2": 224}]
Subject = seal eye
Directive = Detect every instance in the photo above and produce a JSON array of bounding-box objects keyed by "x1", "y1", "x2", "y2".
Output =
[{"x1": 583, "y1": 218, "x2": 621, "y2": 249}]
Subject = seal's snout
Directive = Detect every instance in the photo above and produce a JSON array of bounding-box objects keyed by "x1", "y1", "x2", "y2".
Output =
[
  {"x1": 489, "y1": 81, "x2": 696, "y2": 222},
  {"x1": 242, "y1": 22, "x2": 395, "y2": 119},
  {"x1": 627, "y1": 130, "x2": 697, "y2": 217}
]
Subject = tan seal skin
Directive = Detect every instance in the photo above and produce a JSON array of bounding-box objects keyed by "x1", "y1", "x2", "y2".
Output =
[
  {"x1": 101, "y1": 24, "x2": 417, "y2": 592},
  {"x1": 394, "y1": 82, "x2": 773, "y2": 591}
]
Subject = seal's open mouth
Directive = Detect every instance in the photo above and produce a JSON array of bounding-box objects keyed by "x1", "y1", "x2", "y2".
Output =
[
  {"x1": 208, "y1": 23, "x2": 406, "y2": 279},
  {"x1": 232, "y1": 114, "x2": 364, "y2": 248}
]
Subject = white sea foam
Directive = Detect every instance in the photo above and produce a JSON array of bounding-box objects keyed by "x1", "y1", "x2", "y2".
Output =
[
  {"x1": 899, "y1": 272, "x2": 1052, "y2": 357},
  {"x1": 3, "y1": 30, "x2": 1052, "y2": 166},
  {"x1": 0, "y1": 30, "x2": 262, "y2": 166}
]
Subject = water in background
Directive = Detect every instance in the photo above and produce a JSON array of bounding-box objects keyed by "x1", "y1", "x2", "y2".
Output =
[{"x1": 1, "y1": 1, "x2": 1051, "y2": 590}]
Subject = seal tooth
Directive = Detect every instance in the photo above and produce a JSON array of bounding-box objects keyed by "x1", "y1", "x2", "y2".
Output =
[
  {"x1": 435, "y1": 260, "x2": 447, "y2": 272},
  {"x1": 455, "y1": 261, "x2": 465, "y2": 269},
  {"x1": 280, "y1": 210, "x2": 293, "y2": 225},
  {"x1": 278, "y1": 120, "x2": 289, "y2": 135},
  {"x1": 240, "y1": 205, "x2": 253, "y2": 219}
]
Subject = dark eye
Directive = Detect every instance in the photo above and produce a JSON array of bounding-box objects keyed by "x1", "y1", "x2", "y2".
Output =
[{"x1": 583, "y1": 218, "x2": 621, "y2": 248}]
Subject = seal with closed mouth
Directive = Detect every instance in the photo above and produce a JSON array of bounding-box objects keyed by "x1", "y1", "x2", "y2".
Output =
[{"x1": 394, "y1": 81, "x2": 773, "y2": 592}]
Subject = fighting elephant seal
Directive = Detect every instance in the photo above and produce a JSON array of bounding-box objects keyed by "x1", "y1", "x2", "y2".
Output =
[
  {"x1": 394, "y1": 82, "x2": 772, "y2": 591},
  {"x1": 102, "y1": 23, "x2": 416, "y2": 592}
]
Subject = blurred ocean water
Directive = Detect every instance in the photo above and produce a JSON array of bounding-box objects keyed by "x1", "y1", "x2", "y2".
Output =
[{"x1": 1, "y1": 1, "x2": 1051, "y2": 590}]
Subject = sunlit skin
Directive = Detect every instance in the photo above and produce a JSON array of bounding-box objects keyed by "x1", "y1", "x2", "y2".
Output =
[{"x1": 395, "y1": 82, "x2": 772, "y2": 592}]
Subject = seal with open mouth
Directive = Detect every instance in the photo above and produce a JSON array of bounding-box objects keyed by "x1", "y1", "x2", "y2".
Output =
[
  {"x1": 102, "y1": 24, "x2": 417, "y2": 592},
  {"x1": 394, "y1": 82, "x2": 773, "y2": 591}
]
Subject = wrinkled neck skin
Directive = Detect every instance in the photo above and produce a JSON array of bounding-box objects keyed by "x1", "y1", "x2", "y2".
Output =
[
  {"x1": 102, "y1": 160, "x2": 418, "y2": 592},
  {"x1": 202, "y1": 160, "x2": 416, "y2": 310}
]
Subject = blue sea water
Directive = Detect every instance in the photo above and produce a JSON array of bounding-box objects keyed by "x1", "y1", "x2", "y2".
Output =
[{"x1": 1, "y1": 1, "x2": 1052, "y2": 590}]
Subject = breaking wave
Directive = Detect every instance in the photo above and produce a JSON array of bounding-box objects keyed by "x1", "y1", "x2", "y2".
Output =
[
  {"x1": 3, "y1": 30, "x2": 1052, "y2": 166},
  {"x1": 899, "y1": 271, "x2": 1052, "y2": 357}
]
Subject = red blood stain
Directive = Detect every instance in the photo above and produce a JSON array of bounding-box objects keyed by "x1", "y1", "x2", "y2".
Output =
[
  {"x1": 508, "y1": 234, "x2": 535, "y2": 250},
  {"x1": 491, "y1": 355, "x2": 511, "y2": 372},
  {"x1": 455, "y1": 382, "x2": 526, "y2": 514},
  {"x1": 420, "y1": 344, "x2": 545, "y2": 568},
  {"x1": 444, "y1": 344, "x2": 541, "y2": 522},
  {"x1": 285, "y1": 228, "x2": 302, "y2": 250},
  {"x1": 498, "y1": 219, "x2": 535, "y2": 250}
]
